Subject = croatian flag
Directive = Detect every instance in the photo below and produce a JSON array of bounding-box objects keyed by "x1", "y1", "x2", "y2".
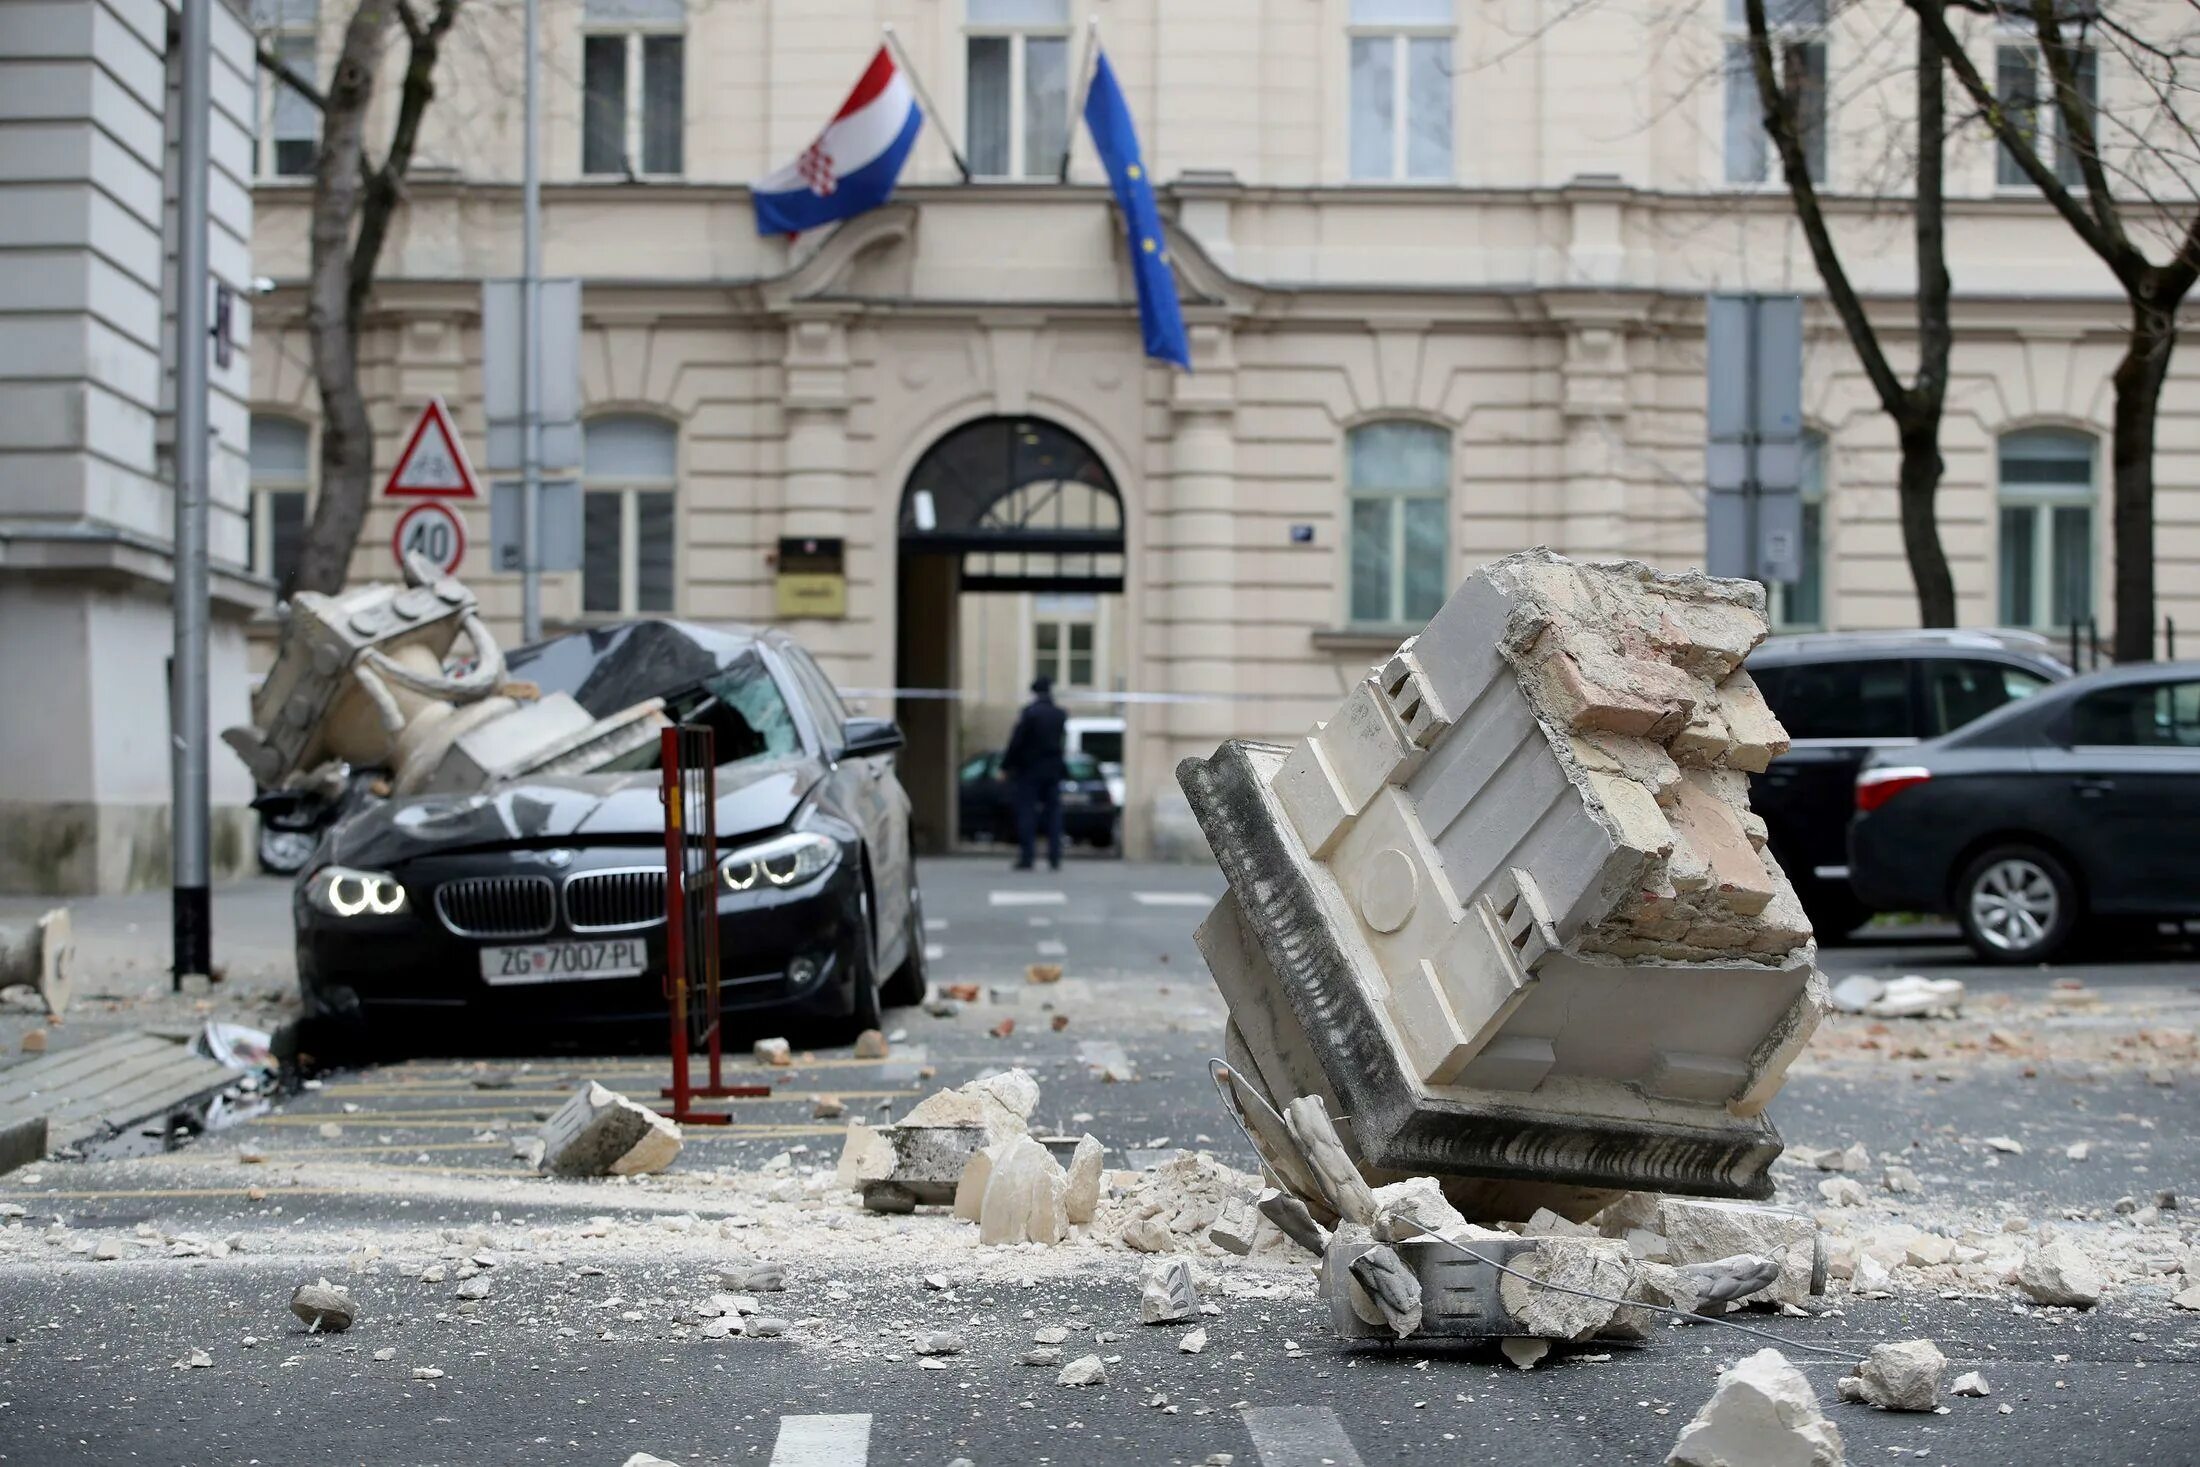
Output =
[{"x1": 753, "y1": 47, "x2": 923, "y2": 236}]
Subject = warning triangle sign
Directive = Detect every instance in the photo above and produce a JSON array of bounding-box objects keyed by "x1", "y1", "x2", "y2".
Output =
[{"x1": 383, "y1": 397, "x2": 481, "y2": 500}]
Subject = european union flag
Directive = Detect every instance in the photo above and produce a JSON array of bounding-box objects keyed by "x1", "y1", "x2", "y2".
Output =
[{"x1": 1082, "y1": 51, "x2": 1191, "y2": 370}]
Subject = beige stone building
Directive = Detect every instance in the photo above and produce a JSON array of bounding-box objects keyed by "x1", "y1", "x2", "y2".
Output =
[
  {"x1": 1, "y1": 0, "x2": 260, "y2": 894},
  {"x1": 244, "y1": 0, "x2": 2200, "y2": 857}
]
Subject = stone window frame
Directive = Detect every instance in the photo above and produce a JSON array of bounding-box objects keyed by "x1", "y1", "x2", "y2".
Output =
[
  {"x1": 1029, "y1": 592, "x2": 1101, "y2": 691},
  {"x1": 251, "y1": 0, "x2": 320, "y2": 180},
  {"x1": 580, "y1": 413, "x2": 680, "y2": 618},
  {"x1": 1720, "y1": 0, "x2": 1829, "y2": 189},
  {"x1": 247, "y1": 412, "x2": 313, "y2": 599},
  {"x1": 1346, "y1": 0, "x2": 1455, "y2": 184},
  {"x1": 1343, "y1": 418, "x2": 1453, "y2": 633},
  {"x1": 1992, "y1": 21, "x2": 2100, "y2": 191},
  {"x1": 1995, "y1": 425, "x2": 2097, "y2": 632},
  {"x1": 964, "y1": 0, "x2": 1073, "y2": 181},
  {"x1": 581, "y1": 0, "x2": 687, "y2": 179}
]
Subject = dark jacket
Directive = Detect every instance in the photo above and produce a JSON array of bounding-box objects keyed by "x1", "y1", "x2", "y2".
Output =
[{"x1": 1001, "y1": 696, "x2": 1068, "y2": 783}]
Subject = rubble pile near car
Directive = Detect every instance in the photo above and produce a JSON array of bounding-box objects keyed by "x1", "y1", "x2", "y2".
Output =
[{"x1": 1179, "y1": 549, "x2": 1828, "y2": 1226}]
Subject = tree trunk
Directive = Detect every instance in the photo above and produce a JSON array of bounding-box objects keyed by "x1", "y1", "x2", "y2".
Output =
[
  {"x1": 1897, "y1": 420, "x2": 1956, "y2": 627},
  {"x1": 2110, "y1": 291, "x2": 2175, "y2": 663},
  {"x1": 290, "y1": 1, "x2": 395, "y2": 597}
]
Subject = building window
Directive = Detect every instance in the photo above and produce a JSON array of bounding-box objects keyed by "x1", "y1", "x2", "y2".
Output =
[
  {"x1": 1347, "y1": 0, "x2": 1452, "y2": 182},
  {"x1": 1771, "y1": 430, "x2": 1826, "y2": 629},
  {"x1": 582, "y1": 415, "x2": 677, "y2": 615},
  {"x1": 966, "y1": 0, "x2": 1070, "y2": 179},
  {"x1": 1996, "y1": 40, "x2": 2097, "y2": 188},
  {"x1": 1346, "y1": 421, "x2": 1449, "y2": 628},
  {"x1": 1997, "y1": 428, "x2": 2094, "y2": 630},
  {"x1": 248, "y1": 415, "x2": 311, "y2": 598},
  {"x1": 582, "y1": 0, "x2": 684, "y2": 178},
  {"x1": 251, "y1": 0, "x2": 319, "y2": 178},
  {"x1": 1723, "y1": 0, "x2": 1827, "y2": 185},
  {"x1": 1032, "y1": 593, "x2": 1097, "y2": 689}
]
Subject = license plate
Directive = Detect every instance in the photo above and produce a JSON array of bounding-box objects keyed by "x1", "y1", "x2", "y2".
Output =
[{"x1": 480, "y1": 939, "x2": 647, "y2": 985}]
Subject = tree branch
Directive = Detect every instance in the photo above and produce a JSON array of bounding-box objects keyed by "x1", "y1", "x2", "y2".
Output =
[
  {"x1": 2030, "y1": 0, "x2": 2129, "y2": 253},
  {"x1": 256, "y1": 42, "x2": 326, "y2": 112},
  {"x1": 348, "y1": 0, "x2": 463, "y2": 314},
  {"x1": 1744, "y1": 0, "x2": 1910, "y2": 418},
  {"x1": 1906, "y1": 0, "x2": 2138, "y2": 277}
]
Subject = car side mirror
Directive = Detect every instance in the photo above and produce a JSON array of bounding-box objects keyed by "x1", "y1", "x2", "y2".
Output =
[{"x1": 838, "y1": 716, "x2": 905, "y2": 760}]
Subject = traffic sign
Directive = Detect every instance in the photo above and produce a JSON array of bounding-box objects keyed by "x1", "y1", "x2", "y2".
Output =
[
  {"x1": 382, "y1": 396, "x2": 481, "y2": 500},
  {"x1": 391, "y1": 501, "x2": 468, "y2": 576}
]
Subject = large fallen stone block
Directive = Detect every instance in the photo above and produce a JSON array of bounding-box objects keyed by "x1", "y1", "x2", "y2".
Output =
[
  {"x1": 976, "y1": 1135, "x2": 1069, "y2": 1245},
  {"x1": 1668, "y1": 1348, "x2": 1844, "y2": 1466},
  {"x1": 1838, "y1": 1338, "x2": 1946, "y2": 1412},
  {"x1": 537, "y1": 1082, "x2": 681, "y2": 1177},
  {"x1": 1183, "y1": 551, "x2": 1823, "y2": 1220},
  {"x1": 835, "y1": 1069, "x2": 1040, "y2": 1212},
  {"x1": 0, "y1": 909, "x2": 73, "y2": 1016}
]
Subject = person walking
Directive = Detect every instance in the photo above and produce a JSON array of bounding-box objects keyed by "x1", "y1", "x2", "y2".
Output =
[{"x1": 1000, "y1": 674, "x2": 1069, "y2": 871}]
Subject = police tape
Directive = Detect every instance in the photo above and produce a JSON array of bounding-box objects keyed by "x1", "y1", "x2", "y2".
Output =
[{"x1": 841, "y1": 686, "x2": 1289, "y2": 706}]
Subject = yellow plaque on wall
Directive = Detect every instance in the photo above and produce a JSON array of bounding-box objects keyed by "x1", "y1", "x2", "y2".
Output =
[{"x1": 775, "y1": 537, "x2": 847, "y2": 619}]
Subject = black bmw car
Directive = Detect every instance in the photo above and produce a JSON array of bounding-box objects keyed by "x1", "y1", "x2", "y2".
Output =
[
  {"x1": 1849, "y1": 659, "x2": 2200, "y2": 963},
  {"x1": 293, "y1": 621, "x2": 927, "y2": 1052}
]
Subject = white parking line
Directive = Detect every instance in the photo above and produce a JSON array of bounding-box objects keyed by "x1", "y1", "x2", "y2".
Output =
[
  {"x1": 924, "y1": 918, "x2": 949, "y2": 932},
  {"x1": 924, "y1": 944, "x2": 945, "y2": 962},
  {"x1": 989, "y1": 890, "x2": 1067, "y2": 907},
  {"x1": 1240, "y1": 1406, "x2": 1366, "y2": 1467},
  {"x1": 1133, "y1": 891, "x2": 1214, "y2": 907},
  {"x1": 1035, "y1": 938, "x2": 1067, "y2": 958},
  {"x1": 769, "y1": 1412, "x2": 872, "y2": 1466}
]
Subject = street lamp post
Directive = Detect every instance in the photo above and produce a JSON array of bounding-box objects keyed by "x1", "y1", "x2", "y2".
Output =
[{"x1": 172, "y1": 0, "x2": 214, "y2": 989}]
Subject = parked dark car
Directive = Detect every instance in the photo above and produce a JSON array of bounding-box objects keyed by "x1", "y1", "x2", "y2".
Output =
[
  {"x1": 293, "y1": 621, "x2": 926, "y2": 1052},
  {"x1": 957, "y1": 749, "x2": 1119, "y2": 847},
  {"x1": 1848, "y1": 660, "x2": 2200, "y2": 963},
  {"x1": 1746, "y1": 630, "x2": 2070, "y2": 938}
]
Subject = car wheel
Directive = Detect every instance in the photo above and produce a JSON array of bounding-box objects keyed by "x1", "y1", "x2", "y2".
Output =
[
  {"x1": 259, "y1": 824, "x2": 316, "y2": 875},
  {"x1": 880, "y1": 884, "x2": 929, "y2": 1009},
  {"x1": 846, "y1": 880, "x2": 883, "y2": 1037},
  {"x1": 1957, "y1": 845, "x2": 2078, "y2": 965}
]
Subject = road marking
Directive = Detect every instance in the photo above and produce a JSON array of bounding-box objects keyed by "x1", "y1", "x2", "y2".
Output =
[
  {"x1": 769, "y1": 1412, "x2": 871, "y2": 1466},
  {"x1": 1241, "y1": 1406, "x2": 1367, "y2": 1467},
  {"x1": 924, "y1": 917, "x2": 948, "y2": 931},
  {"x1": 988, "y1": 889, "x2": 1066, "y2": 907},
  {"x1": 924, "y1": 943, "x2": 945, "y2": 961},
  {"x1": 1133, "y1": 891, "x2": 1214, "y2": 907},
  {"x1": 1035, "y1": 938, "x2": 1067, "y2": 958}
]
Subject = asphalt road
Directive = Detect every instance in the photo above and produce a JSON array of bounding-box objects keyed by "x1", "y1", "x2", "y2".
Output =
[{"x1": 0, "y1": 858, "x2": 2195, "y2": 1465}]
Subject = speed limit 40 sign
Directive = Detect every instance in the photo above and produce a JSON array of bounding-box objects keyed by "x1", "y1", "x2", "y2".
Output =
[{"x1": 391, "y1": 501, "x2": 468, "y2": 576}]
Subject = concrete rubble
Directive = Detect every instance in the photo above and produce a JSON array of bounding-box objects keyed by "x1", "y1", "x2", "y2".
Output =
[
  {"x1": 1180, "y1": 550, "x2": 1825, "y2": 1222},
  {"x1": 289, "y1": 1279, "x2": 357, "y2": 1332},
  {"x1": 536, "y1": 1083, "x2": 682, "y2": 1178},
  {"x1": 0, "y1": 908, "x2": 74, "y2": 1016},
  {"x1": 1667, "y1": 1348, "x2": 1844, "y2": 1467},
  {"x1": 1838, "y1": 1339, "x2": 1947, "y2": 1411},
  {"x1": 1827, "y1": 974, "x2": 1963, "y2": 1019},
  {"x1": 837, "y1": 1069, "x2": 1040, "y2": 1213},
  {"x1": 2016, "y1": 1237, "x2": 2104, "y2": 1307},
  {"x1": 1139, "y1": 1258, "x2": 1198, "y2": 1324},
  {"x1": 222, "y1": 559, "x2": 666, "y2": 802}
]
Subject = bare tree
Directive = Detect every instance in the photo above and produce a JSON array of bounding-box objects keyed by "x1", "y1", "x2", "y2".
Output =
[
  {"x1": 262, "y1": 0, "x2": 465, "y2": 596},
  {"x1": 1911, "y1": 0, "x2": 2200, "y2": 660},
  {"x1": 1745, "y1": 0, "x2": 1959, "y2": 626}
]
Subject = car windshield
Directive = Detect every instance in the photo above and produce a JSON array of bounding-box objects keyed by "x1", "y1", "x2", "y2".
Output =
[
  {"x1": 1066, "y1": 752, "x2": 1101, "y2": 781},
  {"x1": 694, "y1": 655, "x2": 804, "y2": 767},
  {"x1": 591, "y1": 650, "x2": 802, "y2": 774}
]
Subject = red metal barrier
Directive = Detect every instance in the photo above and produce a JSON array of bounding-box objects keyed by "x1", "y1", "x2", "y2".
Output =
[{"x1": 659, "y1": 723, "x2": 768, "y2": 1122}]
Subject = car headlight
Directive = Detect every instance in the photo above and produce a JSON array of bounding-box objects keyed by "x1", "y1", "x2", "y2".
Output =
[
  {"x1": 720, "y1": 831, "x2": 838, "y2": 892},
  {"x1": 306, "y1": 865, "x2": 408, "y2": 918}
]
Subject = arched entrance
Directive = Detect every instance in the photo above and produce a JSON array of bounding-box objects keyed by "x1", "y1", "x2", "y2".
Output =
[{"x1": 895, "y1": 416, "x2": 1127, "y2": 853}]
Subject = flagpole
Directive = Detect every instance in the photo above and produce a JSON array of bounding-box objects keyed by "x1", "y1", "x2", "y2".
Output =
[
  {"x1": 1057, "y1": 15, "x2": 1099, "y2": 183},
  {"x1": 881, "y1": 23, "x2": 971, "y2": 183}
]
